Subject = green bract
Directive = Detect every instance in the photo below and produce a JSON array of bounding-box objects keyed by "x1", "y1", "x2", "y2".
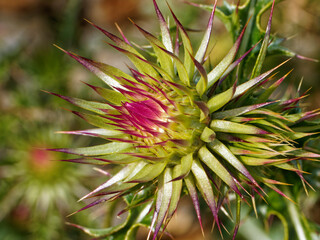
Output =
[{"x1": 50, "y1": 0, "x2": 319, "y2": 239}]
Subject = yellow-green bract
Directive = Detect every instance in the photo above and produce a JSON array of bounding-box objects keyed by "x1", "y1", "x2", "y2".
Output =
[{"x1": 49, "y1": 0, "x2": 319, "y2": 239}]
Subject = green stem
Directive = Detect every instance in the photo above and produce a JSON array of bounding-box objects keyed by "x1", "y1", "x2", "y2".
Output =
[
  {"x1": 238, "y1": 0, "x2": 256, "y2": 57},
  {"x1": 236, "y1": 0, "x2": 256, "y2": 84},
  {"x1": 287, "y1": 197, "x2": 308, "y2": 240},
  {"x1": 282, "y1": 185, "x2": 310, "y2": 240}
]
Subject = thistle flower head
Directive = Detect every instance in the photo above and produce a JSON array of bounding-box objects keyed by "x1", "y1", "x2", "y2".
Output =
[{"x1": 50, "y1": 0, "x2": 319, "y2": 238}]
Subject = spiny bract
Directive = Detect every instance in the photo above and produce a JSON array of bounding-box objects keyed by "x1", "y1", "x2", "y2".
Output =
[{"x1": 49, "y1": 0, "x2": 319, "y2": 239}]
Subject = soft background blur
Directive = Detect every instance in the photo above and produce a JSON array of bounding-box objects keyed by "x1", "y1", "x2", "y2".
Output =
[{"x1": 0, "y1": 0, "x2": 319, "y2": 239}]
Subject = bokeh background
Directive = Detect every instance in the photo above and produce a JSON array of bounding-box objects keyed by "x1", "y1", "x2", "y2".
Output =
[{"x1": 0, "y1": 0, "x2": 319, "y2": 239}]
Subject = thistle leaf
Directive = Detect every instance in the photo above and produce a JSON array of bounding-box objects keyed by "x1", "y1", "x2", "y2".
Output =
[
  {"x1": 206, "y1": 20, "x2": 248, "y2": 90},
  {"x1": 208, "y1": 139, "x2": 259, "y2": 188},
  {"x1": 208, "y1": 84, "x2": 236, "y2": 113},
  {"x1": 57, "y1": 128, "x2": 123, "y2": 138},
  {"x1": 218, "y1": 40, "x2": 261, "y2": 85},
  {"x1": 285, "y1": 132, "x2": 318, "y2": 142},
  {"x1": 275, "y1": 163, "x2": 306, "y2": 173},
  {"x1": 109, "y1": 44, "x2": 160, "y2": 79},
  {"x1": 70, "y1": 111, "x2": 117, "y2": 129},
  {"x1": 256, "y1": 70, "x2": 292, "y2": 104},
  {"x1": 303, "y1": 136, "x2": 320, "y2": 154},
  {"x1": 125, "y1": 162, "x2": 166, "y2": 183},
  {"x1": 210, "y1": 119, "x2": 268, "y2": 135},
  {"x1": 84, "y1": 82, "x2": 127, "y2": 105},
  {"x1": 46, "y1": 91, "x2": 112, "y2": 115},
  {"x1": 158, "y1": 46, "x2": 190, "y2": 86},
  {"x1": 195, "y1": 0, "x2": 217, "y2": 63},
  {"x1": 193, "y1": 54, "x2": 208, "y2": 96},
  {"x1": 200, "y1": 127, "x2": 216, "y2": 143},
  {"x1": 67, "y1": 198, "x2": 153, "y2": 238},
  {"x1": 167, "y1": 165, "x2": 183, "y2": 220},
  {"x1": 85, "y1": 18, "x2": 159, "y2": 77},
  {"x1": 184, "y1": 174, "x2": 204, "y2": 234},
  {"x1": 79, "y1": 162, "x2": 139, "y2": 201},
  {"x1": 124, "y1": 161, "x2": 148, "y2": 182},
  {"x1": 168, "y1": 153, "x2": 193, "y2": 182},
  {"x1": 131, "y1": 20, "x2": 174, "y2": 77},
  {"x1": 54, "y1": 45, "x2": 130, "y2": 90},
  {"x1": 50, "y1": 142, "x2": 133, "y2": 156},
  {"x1": 212, "y1": 101, "x2": 277, "y2": 119},
  {"x1": 233, "y1": 59, "x2": 290, "y2": 99},
  {"x1": 153, "y1": 0, "x2": 173, "y2": 53},
  {"x1": 239, "y1": 156, "x2": 289, "y2": 166},
  {"x1": 168, "y1": 4, "x2": 195, "y2": 80},
  {"x1": 152, "y1": 168, "x2": 173, "y2": 240},
  {"x1": 66, "y1": 220, "x2": 124, "y2": 238},
  {"x1": 251, "y1": 0, "x2": 275, "y2": 79},
  {"x1": 198, "y1": 146, "x2": 240, "y2": 194},
  {"x1": 191, "y1": 159, "x2": 220, "y2": 233},
  {"x1": 93, "y1": 154, "x2": 141, "y2": 164}
]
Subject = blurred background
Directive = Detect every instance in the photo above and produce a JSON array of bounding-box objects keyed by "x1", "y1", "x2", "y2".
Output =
[{"x1": 0, "y1": 0, "x2": 319, "y2": 239}]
